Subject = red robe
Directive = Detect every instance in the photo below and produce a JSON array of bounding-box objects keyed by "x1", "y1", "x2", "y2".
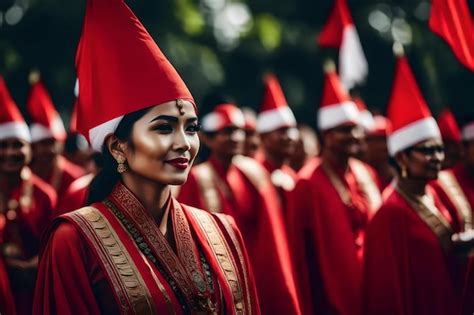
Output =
[
  {"x1": 56, "y1": 173, "x2": 94, "y2": 216},
  {"x1": 0, "y1": 168, "x2": 57, "y2": 315},
  {"x1": 364, "y1": 185, "x2": 464, "y2": 315},
  {"x1": 0, "y1": 256, "x2": 15, "y2": 315},
  {"x1": 34, "y1": 182, "x2": 259, "y2": 315},
  {"x1": 287, "y1": 157, "x2": 381, "y2": 315},
  {"x1": 38, "y1": 155, "x2": 85, "y2": 198},
  {"x1": 177, "y1": 156, "x2": 302, "y2": 315}
]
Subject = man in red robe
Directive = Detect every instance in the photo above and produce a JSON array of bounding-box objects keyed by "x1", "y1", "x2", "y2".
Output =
[
  {"x1": 256, "y1": 74, "x2": 299, "y2": 216},
  {"x1": 287, "y1": 64, "x2": 381, "y2": 315},
  {"x1": 26, "y1": 75, "x2": 84, "y2": 198},
  {"x1": 177, "y1": 103, "x2": 302, "y2": 314},
  {"x1": 0, "y1": 76, "x2": 57, "y2": 315}
]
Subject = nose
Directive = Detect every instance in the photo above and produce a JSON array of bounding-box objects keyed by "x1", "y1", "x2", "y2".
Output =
[{"x1": 173, "y1": 128, "x2": 192, "y2": 152}]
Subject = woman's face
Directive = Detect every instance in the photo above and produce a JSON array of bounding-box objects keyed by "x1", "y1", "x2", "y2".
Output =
[
  {"x1": 123, "y1": 100, "x2": 200, "y2": 185},
  {"x1": 400, "y1": 138, "x2": 445, "y2": 180}
]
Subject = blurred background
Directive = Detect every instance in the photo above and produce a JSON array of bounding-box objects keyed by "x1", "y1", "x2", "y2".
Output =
[{"x1": 0, "y1": 0, "x2": 473, "y2": 128}]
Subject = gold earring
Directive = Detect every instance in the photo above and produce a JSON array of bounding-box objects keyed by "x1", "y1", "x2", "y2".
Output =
[
  {"x1": 401, "y1": 165, "x2": 407, "y2": 178},
  {"x1": 116, "y1": 156, "x2": 127, "y2": 174}
]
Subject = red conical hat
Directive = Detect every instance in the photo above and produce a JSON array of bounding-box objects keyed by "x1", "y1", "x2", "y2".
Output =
[
  {"x1": 256, "y1": 74, "x2": 296, "y2": 133},
  {"x1": 201, "y1": 103, "x2": 245, "y2": 132},
  {"x1": 387, "y1": 55, "x2": 440, "y2": 156},
  {"x1": 368, "y1": 115, "x2": 392, "y2": 137},
  {"x1": 0, "y1": 76, "x2": 30, "y2": 142},
  {"x1": 353, "y1": 96, "x2": 375, "y2": 130},
  {"x1": 27, "y1": 79, "x2": 66, "y2": 142},
  {"x1": 437, "y1": 108, "x2": 461, "y2": 142},
  {"x1": 75, "y1": 0, "x2": 194, "y2": 151},
  {"x1": 317, "y1": 62, "x2": 359, "y2": 130}
]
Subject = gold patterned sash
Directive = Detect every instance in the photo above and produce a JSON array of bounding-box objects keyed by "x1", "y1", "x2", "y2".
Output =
[
  {"x1": 187, "y1": 207, "x2": 248, "y2": 315},
  {"x1": 437, "y1": 170, "x2": 473, "y2": 231},
  {"x1": 395, "y1": 185, "x2": 454, "y2": 252},
  {"x1": 65, "y1": 207, "x2": 156, "y2": 315},
  {"x1": 193, "y1": 162, "x2": 223, "y2": 212}
]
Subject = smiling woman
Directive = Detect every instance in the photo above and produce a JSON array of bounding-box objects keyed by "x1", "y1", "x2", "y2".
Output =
[{"x1": 32, "y1": 0, "x2": 259, "y2": 314}]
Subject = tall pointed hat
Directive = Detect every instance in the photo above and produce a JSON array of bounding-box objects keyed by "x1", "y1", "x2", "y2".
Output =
[
  {"x1": 75, "y1": 0, "x2": 194, "y2": 150},
  {"x1": 26, "y1": 73, "x2": 66, "y2": 142},
  {"x1": 256, "y1": 74, "x2": 296, "y2": 133},
  {"x1": 437, "y1": 108, "x2": 461, "y2": 142},
  {"x1": 386, "y1": 44, "x2": 440, "y2": 156},
  {"x1": 0, "y1": 76, "x2": 30, "y2": 142}
]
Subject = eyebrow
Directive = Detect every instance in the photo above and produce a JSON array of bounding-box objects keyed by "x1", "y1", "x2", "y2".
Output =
[{"x1": 149, "y1": 115, "x2": 198, "y2": 123}]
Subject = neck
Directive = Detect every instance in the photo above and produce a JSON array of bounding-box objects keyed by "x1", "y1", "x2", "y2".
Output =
[
  {"x1": 30, "y1": 158, "x2": 55, "y2": 180},
  {"x1": 322, "y1": 149, "x2": 349, "y2": 172},
  {"x1": 121, "y1": 174, "x2": 170, "y2": 222},
  {"x1": 264, "y1": 151, "x2": 285, "y2": 169},
  {"x1": 396, "y1": 176, "x2": 427, "y2": 197},
  {"x1": 0, "y1": 171, "x2": 22, "y2": 192},
  {"x1": 212, "y1": 154, "x2": 233, "y2": 171}
]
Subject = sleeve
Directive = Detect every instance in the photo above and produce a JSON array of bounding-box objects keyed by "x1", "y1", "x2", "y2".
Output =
[{"x1": 33, "y1": 222, "x2": 102, "y2": 315}]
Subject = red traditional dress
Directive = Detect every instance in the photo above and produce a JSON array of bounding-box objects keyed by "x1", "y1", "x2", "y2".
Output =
[
  {"x1": 0, "y1": 167, "x2": 57, "y2": 315},
  {"x1": 287, "y1": 157, "x2": 381, "y2": 315},
  {"x1": 0, "y1": 256, "x2": 15, "y2": 315},
  {"x1": 56, "y1": 173, "x2": 94, "y2": 216},
  {"x1": 364, "y1": 185, "x2": 465, "y2": 315},
  {"x1": 34, "y1": 182, "x2": 259, "y2": 315},
  {"x1": 177, "y1": 155, "x2": 301, "y2": 315}
]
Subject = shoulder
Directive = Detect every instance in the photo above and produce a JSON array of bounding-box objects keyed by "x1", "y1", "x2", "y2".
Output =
[
  {"x1": 232, "y1": 155, "x2": 271, "y2": 189},
  {"x1": 60, "y1": 157, "x2": 86, "y2": 179},
  {"x1": 297, "y1": 157, "x2": 321, "y2": 179},
  {"x1": 32, "y1": 173, "x2": 57, "y2": 205}
]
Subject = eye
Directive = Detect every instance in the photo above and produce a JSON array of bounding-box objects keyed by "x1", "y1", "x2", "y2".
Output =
[
  {"x1": 152, "y1": 123, "x2": 173, "y2": 134},
  {"x1": 186, "y1": 123, "x2": 201, "y2": 133}
]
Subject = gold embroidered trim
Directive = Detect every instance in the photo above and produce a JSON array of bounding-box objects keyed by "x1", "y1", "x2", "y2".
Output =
[
  {"x1": 214, "y1": 214, "x2": 253, "y2": 315},
  {"x1": 395, "y1": 184, "x2": 454, "y2": 252},
  {"x1": 194, "y1": 162, "x2": 222, "y2": 212},
  {"x1": 438, "y1": 170, "x2": 473, "y2": 230},
  {"x1": 189, "y1": 208, "x2": 245, "y2": 315},
  {"x1": 67, "y1": 207, "x2": 156, "y2": 315}
]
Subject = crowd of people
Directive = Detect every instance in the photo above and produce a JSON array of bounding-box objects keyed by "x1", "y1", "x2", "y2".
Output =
[{"x1": 1, "y1": 0, "x2": 473, "y2": 314}]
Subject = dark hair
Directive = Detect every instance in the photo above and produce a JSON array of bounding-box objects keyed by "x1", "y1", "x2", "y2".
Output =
[{"x1": 86, "y1": 108, "x2": 151, "y2": 204}]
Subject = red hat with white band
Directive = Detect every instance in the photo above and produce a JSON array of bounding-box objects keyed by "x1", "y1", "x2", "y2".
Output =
[
  {"x1": 256, "y1": 74, "x2": 296, "y2": 133},
  {"x1": 386, "y1": 44, "x2": 440, "y2": 156},
  {"x1": 437, "y1": 108, "x2": 461, "y2": 142},
  {"x1": 201, "y1": 103, "x2": 245, "y2": 132},
  {"x1": 317, "y1": 61, "x2": 359, "y2": 131},
  {"x1": 75, "y1": 0, "x2": 194, "y2": 151},
  {"x1": 0, "y1": 76, "x2": 30, "y2": 142},
  {"x1": 353, "y1": 96, "x2": 375, "y2": 130}
]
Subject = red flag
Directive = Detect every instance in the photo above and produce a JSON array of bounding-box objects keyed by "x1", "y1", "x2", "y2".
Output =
[
  {"x1": 429, "y1": 0, "x2": 474, "y2": 71},
  {"x1": 318, "y1": 0, "x2": 368, "y2": 89}
]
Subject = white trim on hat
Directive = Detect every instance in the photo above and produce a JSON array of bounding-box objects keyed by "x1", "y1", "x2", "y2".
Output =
[
  {"x1": 388, "y1": 117, "x2": 441, "y2": 156},
  {"x1": 317, "y1": 101, "x2": 359, "y2": 131},
  {"x1": 256, "y1": 106, "x2": 296, "y2": 133},
  {"x1": 30, "y1": 123, "x2": 55, "y2": 143},
  {"x1": 89, "y1": 116, "x2": 124, "y2": 151},
  {"x1": 462, "y1": 122, "x2": 474, "y2": 141},
  {"x1": 201, "y1": 110, "x2": 245, "y2": 132},
  {"x1": 0, "y1": 121, "x2": 31, "y2": 143},
  {"x1": 360, "y1": 110, "x2": 375, "y2": 131}
]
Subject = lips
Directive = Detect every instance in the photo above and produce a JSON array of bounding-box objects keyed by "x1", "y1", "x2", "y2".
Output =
[{"x1": 165, "y1": 157, "x2": 189, "y2": 170}]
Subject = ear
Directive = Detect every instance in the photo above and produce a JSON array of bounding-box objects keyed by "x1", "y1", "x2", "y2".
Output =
[
  {"x1": 105, "y1": 134, "x2": 129, "y2": 162},
  {"x1": 394, "y1": 151, "x2": 408, "y2": 169}
]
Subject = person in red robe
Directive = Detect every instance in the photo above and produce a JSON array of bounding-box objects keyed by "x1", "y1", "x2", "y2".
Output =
[
  {"x1": 364, "y1": 50, "x2": 473, "y2": 315},
  {"x1": 256, "y1": 74, "x2": 299, "y2": 215},
  {"x1": 241, "y1": 107, "x2": 261, "y2": 158},
  {"x1": 34, "y1": 1, "x2": 259, "y2": 314},
  {"x1": 0, "y1": 76, "x2": 57, "y2": 315},
  {"x1": 177, "y1": 102, "x2": 302, "y2": 315},
  {"x1": 26, "y1": 73, "x2": 85, "y2": 198},
  {"x1": 0, "y1": 256, "x2": 16, "y2": 315},
  {"x1": 288, "y1": 124, "x2": 319, "y2": 173},
  {"x1": 287, "y1": 63, "x2": 382, "y2": 315}
]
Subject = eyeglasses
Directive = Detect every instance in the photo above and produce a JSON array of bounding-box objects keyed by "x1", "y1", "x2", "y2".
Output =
[{"x1": 407, "y1": 145, "x2": 445, "y2": 156}]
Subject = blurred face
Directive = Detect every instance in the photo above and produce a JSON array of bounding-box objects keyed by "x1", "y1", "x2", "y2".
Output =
[
  {"x1": 121, "y1": 101, "x2": 200, "y2": 186},
  {"x1": 260, "y1": 126, "x2": 299, "y2": 160},
  {"x1": 323, "y1": 123, "x2": 364, "y2": 157},
  {"x1": 204, "y1": 125, "x2": 245, "y2": 162},
  {"x1": 0, "y1": 138, "x2": 31, "y2": 175},
  {"x1": 365, "y1": 135, "x2": 389, "y2": 166},
  {"x1": 398, "y1": 138, "x2": 445, "y2": 180},
  {"x1": 31, "y1": 138, "x2": 62, "y2": 165},
  {"x1": 441, "y1": 140, "x2": 462, "y2": 169},
  {"x1": 243, "y1": 128, "x2": 260, "y2": 158}
]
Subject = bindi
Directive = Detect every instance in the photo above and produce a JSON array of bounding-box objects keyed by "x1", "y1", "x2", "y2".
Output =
[{"x1": 176, "y1": 99, "x2": 185, "y2": 115}]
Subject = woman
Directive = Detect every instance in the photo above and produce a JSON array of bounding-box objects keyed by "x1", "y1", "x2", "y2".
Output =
[
  {"x1": 33, "y1": 0, "x2": 259, "y2": 314},
  {"x1": 364, "y1": 53, "x2": 473, "y2": 315}
]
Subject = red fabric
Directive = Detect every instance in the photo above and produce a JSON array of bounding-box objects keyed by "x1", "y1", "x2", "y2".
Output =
[
  {"x1": 0, "y1": 77, "x2": 24, "y2": 124},
  {"x1": 0, "y1": 256, "x2": 16, "y2": 315},
  {"x1": 178, "y1": 157, "x2": 302, "y2": 315},
  {"x1": 320, "y1": 70, "x2": 351, "y2": 107},
  {"x1": 69, "y1": 99, "x2": 78, "y2": 132},
  {"x1": 429, "y1": 0, "x2": 474, "y2": 71},
  {"x1": 364, "y1": 186, "x2": 463, "y2": 315},
  {"x1": 318, "y1": 0, "x2": 353, "y2": 48},
  {"x1": 75, "y1": 0, "x2": 194, "y2": 139},
  {"x1": 26, "y1": 81, "x2": 66, "y2": 141},
  {"x1": 260, "y1": 74, "x2": 289, "y2": 112},
  {"x1": 287, "y1": 160, "x2": 377, "y2": 315},
  {"x1": 56, "y1": 173, "x2": 93, "y2": 216},
  {"x1": 437, "y1": 108, "x2": 461, "y2": 142},
  {"x1": 369, "y1": 115, "x2": 392, "y2": 137},
  {"x1": 387, "y1": 56, "x2": 432, "y2": 132}
]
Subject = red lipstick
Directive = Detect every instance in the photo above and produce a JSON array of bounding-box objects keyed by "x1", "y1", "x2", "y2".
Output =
[{"x1": 166, "y1": 158, "x2": 189, "y2": 170}]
